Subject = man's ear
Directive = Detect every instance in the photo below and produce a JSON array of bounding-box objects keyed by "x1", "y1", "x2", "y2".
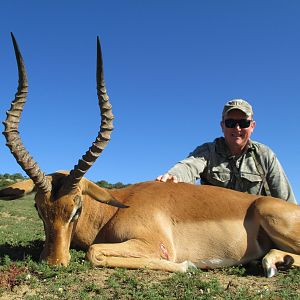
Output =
[
  {"x1": 220, "y1": 120, "x2": 225, "y2": 133},
  {"x1": 81, "y1": 178, "x2": 128, "y2": 208},
  {"x1": 0, "y1": 179, "x2": 36, "y2": 200}
]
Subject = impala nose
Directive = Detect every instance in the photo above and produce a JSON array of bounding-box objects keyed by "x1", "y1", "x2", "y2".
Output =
[{"x1": 40, "y1": 252, "x2": 71, "y2": 266}]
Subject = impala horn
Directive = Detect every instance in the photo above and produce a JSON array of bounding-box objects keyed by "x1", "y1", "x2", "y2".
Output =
[
  {"x1": 64, "y1": 36, "x2": 114, "y2": 191},
  {"x1": 3, "y1": 33, "x2": 51, "y2": 193}
]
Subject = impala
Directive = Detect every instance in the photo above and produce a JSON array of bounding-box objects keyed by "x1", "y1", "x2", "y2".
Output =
[{"x1": 1, "y1": 33, "x2": 300, "y2": 278}]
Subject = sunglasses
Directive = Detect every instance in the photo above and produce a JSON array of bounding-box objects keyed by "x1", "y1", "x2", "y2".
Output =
[{"x1": 224, "y1": 119, "x2": 252, "y2": 128}]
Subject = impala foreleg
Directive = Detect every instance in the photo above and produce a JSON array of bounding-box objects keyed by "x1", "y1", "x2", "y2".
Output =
[
  {"x1": 86, "y1": 240, "x2": 196, "y2": 272},
  {"x1": 0, "y1": 179, "x2": 35, "y2": 199},
  {"x1": 262, "y1": 249, "x2": 300, "y2": 278}
]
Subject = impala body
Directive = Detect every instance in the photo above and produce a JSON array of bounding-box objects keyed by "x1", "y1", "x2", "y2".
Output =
[{"x1": 1, "y1": 34, "x2": 300, "y2": 278}]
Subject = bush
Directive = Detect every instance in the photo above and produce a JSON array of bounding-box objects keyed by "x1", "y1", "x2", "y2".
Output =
[{"x1": 95, "y1": 180, "x2": 130, "y2": 189}]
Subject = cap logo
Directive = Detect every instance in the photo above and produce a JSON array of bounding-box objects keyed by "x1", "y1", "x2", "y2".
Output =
[{"x1": 222, "y1": 99, "x2": 253, "y2": 117}]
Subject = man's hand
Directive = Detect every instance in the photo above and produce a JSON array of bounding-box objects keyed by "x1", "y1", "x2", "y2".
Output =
[{"x1": 156, "y1": 173, "x2": 178, "y2": 183}]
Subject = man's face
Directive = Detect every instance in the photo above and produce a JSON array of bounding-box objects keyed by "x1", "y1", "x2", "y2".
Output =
[{"x1": 221, "y1": 109, "x2": 256, "y2": 153}]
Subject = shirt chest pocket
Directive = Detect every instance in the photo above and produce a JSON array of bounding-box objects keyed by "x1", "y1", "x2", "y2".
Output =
[
  {"x1": 207, "y1": 168, "x2": 231, "y2": 187},
  {"x1": 240, "y1": 173, "x2": 262, "y2": 183},
  {"x1": 240, "y1": 172, "x2": 263, "y2": 194}
]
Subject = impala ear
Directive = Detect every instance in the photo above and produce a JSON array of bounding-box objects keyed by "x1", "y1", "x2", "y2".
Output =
[
  {"x1": 0, "y1": 179, "x2": 36, "y2": 200},
  {"x1": 81, "y1": 178, "x2": 129, "y2": 208}
]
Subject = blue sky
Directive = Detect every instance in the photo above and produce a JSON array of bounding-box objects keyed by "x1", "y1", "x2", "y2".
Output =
[{"x1": 0, "y1": 1, "x2": 299, "y2": 201}]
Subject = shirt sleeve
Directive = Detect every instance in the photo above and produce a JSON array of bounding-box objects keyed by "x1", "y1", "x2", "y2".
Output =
[
  {"x1": 167, "y1": 144, "x2": 210, "y2": 184},
  {"x1": 265, "y1": 149, "x2": 297, "y2": 204}
]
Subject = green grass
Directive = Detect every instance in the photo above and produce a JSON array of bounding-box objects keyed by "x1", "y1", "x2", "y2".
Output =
[{"x1": 0, "y1": 194, "x2": 300, "y2": 299}]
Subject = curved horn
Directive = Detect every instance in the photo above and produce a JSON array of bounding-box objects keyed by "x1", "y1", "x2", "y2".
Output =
[
  {"x1": 3, "y1": 33, "x2": 51, "y2": 193},
  {"x1": 65, "y1": 36, "x2": 114, "y2": 190}
]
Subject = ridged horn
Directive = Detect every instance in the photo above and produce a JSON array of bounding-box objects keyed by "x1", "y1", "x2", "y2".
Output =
[
  {"x1": 64, "y1": 36, "x2": 114, "y2": 190},
  {"x1": 2, "y1": 33, "x2": 51, "y2": 193}
]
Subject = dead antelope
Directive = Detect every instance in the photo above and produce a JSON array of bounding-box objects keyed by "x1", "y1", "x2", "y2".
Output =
[{"x1": 1, "y1": 33, "x2": 300, "y2": 278}]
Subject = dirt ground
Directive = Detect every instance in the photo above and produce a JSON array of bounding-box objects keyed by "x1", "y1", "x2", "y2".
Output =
[{"x1": 0, "y1": 265, "x2": 287, "y2": 300}]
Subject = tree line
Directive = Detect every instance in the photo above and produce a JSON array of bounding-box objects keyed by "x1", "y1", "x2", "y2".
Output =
[
  {"x1": 0, "y1": 173, "x2": 129, "y2": 189},
  {"x1": 0, "y1": 173, "x2": 26, "y2": 187}
]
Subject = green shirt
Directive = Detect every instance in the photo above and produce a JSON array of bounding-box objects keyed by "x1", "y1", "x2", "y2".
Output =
[{"x1": 168, "y1": 137, "x2": 297, "y2": 204}]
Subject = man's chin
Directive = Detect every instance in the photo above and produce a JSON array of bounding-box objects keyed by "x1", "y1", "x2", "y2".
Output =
[{"x1": 229, "y1": 139, "x2": 247, "y2": 148}]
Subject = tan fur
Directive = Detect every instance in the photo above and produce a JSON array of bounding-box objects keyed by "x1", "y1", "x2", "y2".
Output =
[{"x1": 1, "y1": 175, "x2": 299, "y2": 276}]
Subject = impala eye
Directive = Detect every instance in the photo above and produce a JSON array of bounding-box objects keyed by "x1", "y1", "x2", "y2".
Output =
[
  {"x1": 72, "y1": 206, "x2": 82, "y2": 221},
  {"x1": 70, "y1": 195, "x2": 83, "y2": 222}
]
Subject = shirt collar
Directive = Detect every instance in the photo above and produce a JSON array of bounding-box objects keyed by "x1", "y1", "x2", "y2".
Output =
[{"x1": 215, "y1": 137, "x2": 254, "y2": 158}]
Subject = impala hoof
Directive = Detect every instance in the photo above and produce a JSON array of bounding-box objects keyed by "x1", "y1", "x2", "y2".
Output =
[
  {"x1": 181, "y1": 260, "x2": 197, "y2": 272},
  {"x1": 262, "y1": 257, "x2": 277, "y2": 278},
  {"x1": 264, "y1": 266, "x2": 277, "y2": 278}
]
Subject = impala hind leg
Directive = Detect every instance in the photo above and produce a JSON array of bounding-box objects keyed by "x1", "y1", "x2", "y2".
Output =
[
  {"x1": 86, "y1": 240, "x2": 196, "y2": 272},
  {"x1": 262, "y1": 249, "x2": 300, "y2": 278},
  {"x1": 255, "y1": 197, "x2": 300, "y2": 277}
]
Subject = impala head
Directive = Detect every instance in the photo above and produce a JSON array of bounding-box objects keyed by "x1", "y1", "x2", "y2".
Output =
[{"x1": 3, "y1": 33, "x2": 124, "y2": 266}]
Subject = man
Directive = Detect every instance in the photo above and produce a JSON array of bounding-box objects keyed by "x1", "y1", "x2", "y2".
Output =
[{"x1": 156, "y1": 99, "x2": 297, "y2": 204}]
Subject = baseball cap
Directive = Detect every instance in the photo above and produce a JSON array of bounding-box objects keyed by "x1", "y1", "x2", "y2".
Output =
[{"x1": 222, "y1": 99, "x2": 253, "y2": 118}]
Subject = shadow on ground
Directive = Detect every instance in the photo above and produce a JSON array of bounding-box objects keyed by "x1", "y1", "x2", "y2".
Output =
[{"x1": 0, "y1": 239, "x2": 43, "y2": 262}]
